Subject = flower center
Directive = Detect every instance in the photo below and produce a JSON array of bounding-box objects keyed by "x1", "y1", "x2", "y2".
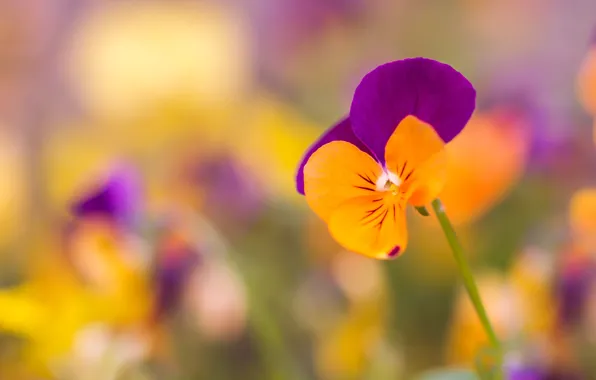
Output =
[
  {"x1": 376, "y1": 170, "x2": 402, "y2": 195},
  {"x1": 384, "y1": 180, "x2": 400, "y2": 195}
]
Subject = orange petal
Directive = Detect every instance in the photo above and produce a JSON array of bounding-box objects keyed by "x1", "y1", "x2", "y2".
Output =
[
  {"x1": 328, "y1": 195, "x2": 407, "y2": 259},
  {"x1": 304, "y1": 141, "x2": 382, "y2": 222},
  {"x1": 384, "y1": 115, "x2": 447, "y2": 205},
  {"x1": 407, "y1": 149, "x2": 448, "y2": 206},
  {"x1": 577, "y1": 49, "x2": 596, "y2": 115},
  {"x1": 438, "y1": 111, "x2": 529, "y2": 225},
  {"x1": 569, "y1": 188, "x2": 596, "y2": 252}
]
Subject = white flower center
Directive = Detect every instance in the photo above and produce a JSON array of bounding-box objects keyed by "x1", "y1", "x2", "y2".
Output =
[{"x1": 376, "y1": 169, "x2": 402, "y2": 194}]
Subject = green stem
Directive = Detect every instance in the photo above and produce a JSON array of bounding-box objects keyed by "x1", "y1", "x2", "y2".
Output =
[
  {"x1": 193, "y1": 215, "x2": 304, "y2": 380},
  {"x1": 430, "y1": 199, "x2": 502, "y2": 376}
]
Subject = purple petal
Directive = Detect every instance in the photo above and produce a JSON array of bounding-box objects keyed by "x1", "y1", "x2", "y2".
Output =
[
  {"x1": 556, "y1": 257, "x2": 596, "y2": 326},
  {"x1": 349, "y1": 58, "x2": 476, "y2": 164},
  {"x1": 507, "y1": 366, "x2": 545, "y2": 380},
  {"x1": 192, "y1": 154, "x2": 263, "y2": 224},
  {"x1": 295, "y1": 117, "x2": 373, "y2": 195},
  {"x1": 154, "y1": 242, "x2": 200, "y2": 319},
  {"x1": 71, "y1": 163, "x2": 142, "y2": 226}
]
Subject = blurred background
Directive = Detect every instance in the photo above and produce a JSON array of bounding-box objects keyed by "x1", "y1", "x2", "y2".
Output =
[{"x1": 1, "y1": 0, "x2": 596, "y2": 379}]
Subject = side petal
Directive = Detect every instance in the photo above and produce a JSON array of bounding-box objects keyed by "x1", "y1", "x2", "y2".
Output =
[
  {"x1": 328, "y1": 196, "x2": 407, "y2": 260},
  {"x1": 350, "y1": 58, "x2": 475, "y2": 163},
  {"x1": 383, "y1": 115, "x2": 448, "y2": 206},
  {"x1": 296, "y1": 118, "x2": 374, "y2": 195},
  {"x1": 406, "y1": 150, "x2": 448, "y2": 206},
  {"x1": 304, "y1": 141, "x2": 382, "y2": 222}
]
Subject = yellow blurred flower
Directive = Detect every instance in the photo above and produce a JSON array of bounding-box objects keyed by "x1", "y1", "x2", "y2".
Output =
[
  {"x1": 66, "y1": 219, "x2": 152, "y2": 325},
  {"x1": 439, "y1": 109, "x2": 530, "y2": 225},
  {"x1": 0, "y1": 221, "x2": 152, "y2": 376},
  {"x1": 315, "y1": 301, "x2": 384, "y2": 380},
  {"x1": 68, "y1": 1, "x2": 250, "y2": 121},
  {"x1": 0, "y1": 130, "x2": 24, "y2": 247},
  {"x1": 569, "y1": 188, "x2": 596, "y2": 252},
  {"x1": 0, "y1": 257, "x2": 99, "y2": 376},
  {"x1": 313, "y1": 253, "x2": 387, "y2": 379},
  {"x1": 446, "y1": 272, "x2": 520, "y2": 364},
  {"x1": 446, "y1": 250, "x2": 555, "y2": 365},
  {"x1": 235, "y1": 95, "x2": 324, "y2": 201},
  {"x1": 508, "y1": 247, "x2": 556, "y2": 339},
  {"x1": 60, "y1": 324, "x2": 151, "y2": 380},
  {"x1": 45, "y1": 128, "x2": 114, "y2": 208}
]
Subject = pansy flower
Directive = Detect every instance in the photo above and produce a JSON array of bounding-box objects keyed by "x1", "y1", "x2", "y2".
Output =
[{"x1": 296, "y1": 58, "x2": 475, "y2": 259}]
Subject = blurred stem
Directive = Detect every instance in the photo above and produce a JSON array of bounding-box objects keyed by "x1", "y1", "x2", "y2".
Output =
[
  {"x1": 240, "y1": 259, "x2": 304, "y2": 380},
  {"x1": 194, "y1": 215, "x2": 305, "y2": 380},
  {"x1": 382, "y1": 261, "x2": 401, "y2": 342},
  {"x1": 430, "y1": 199, "x2": 502, "y2": 379}
]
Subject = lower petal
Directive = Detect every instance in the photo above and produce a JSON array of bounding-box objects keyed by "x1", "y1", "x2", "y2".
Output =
[{"x1": 328, "y1": 196, "x2": 407, "y2": 260}]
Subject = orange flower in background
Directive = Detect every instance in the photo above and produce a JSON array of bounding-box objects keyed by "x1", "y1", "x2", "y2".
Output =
[
  {"x1": 568, "y1": 188, "x2": 596, "y2": 252},
  {"x1": 577, "y1": 49, "x2": 596, "y2": 116},
  {"x1": 577, "y1": 38, "x2": 596, "y2": 146},
  {"x1": 438, "y1": 109, "x2": 530, "y2": 225},
  {"x1": 0, "y1": 130, "x2": 24, "y2": 247}
]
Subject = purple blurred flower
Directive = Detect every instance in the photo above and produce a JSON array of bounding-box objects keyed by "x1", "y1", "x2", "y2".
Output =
[
  {"x1": 508, "y1": 366, "x2": 545, "y2": 380},
  {"x1": 153, "y1": 229, "x2": 201, "y2": 320},
  {"x1": 191, "y1": 153, "x2": 263, "y2": 226},
  {"x1": 556, "y1": 254, "x2": 596, "y2": 326},
  {"x1": 71, "y1": 163, "x2": 142, "y2": 227},
  {"x1": 479, "y1": 63, "x2": 563, "y2": 173},
  {"x1": 248, "y1": 0, "x2": 364, "y2": 72},
  {"x1": 507, "y1": 361, "x2": 586, "y2": 380}
]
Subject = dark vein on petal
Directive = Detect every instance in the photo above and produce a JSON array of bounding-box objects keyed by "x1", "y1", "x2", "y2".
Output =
[
  {"x1": 362, "y1": 207, "x2": 386, "y2": 225},
  {"x1": 357, "y1": 173, "x2": 374, "y2": 185},
  {"x1": 362, "y1": 204, "x2": 383, "y2": 218},
  {"x1": 392, "y1": 204, "x2": 396, "y2": 223},
  {"x1": 354, "y1": 186, "x2": 375, "y2": 192},
  {"x1": 374, "y1": 209, "x2": 389, "y2": 230},
  {"x1": 404, "y1": 170, "x2": 414, "y2": 182},
  {"x1": 400, "y1": 161, "x2": 408, "y2": 177}
]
